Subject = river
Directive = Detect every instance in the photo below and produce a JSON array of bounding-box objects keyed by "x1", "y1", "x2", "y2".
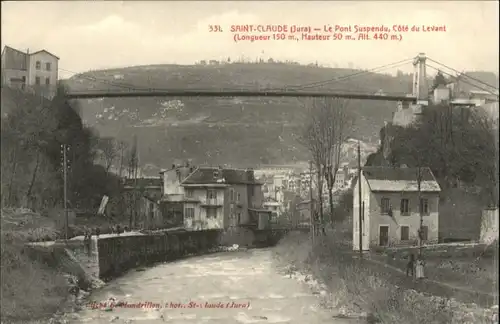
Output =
[{"x1": 66, "y1": 248, "x2": 363, "y2": 323}]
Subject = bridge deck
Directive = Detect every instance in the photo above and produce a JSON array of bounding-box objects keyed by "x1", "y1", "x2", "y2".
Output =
[{"x1": 66, "y1": 89, "x2": 416, "y2": 102}]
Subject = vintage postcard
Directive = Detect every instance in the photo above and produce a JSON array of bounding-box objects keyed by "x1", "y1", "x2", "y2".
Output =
[{"x1": 1, "y1": 1, "x2": 498, "y2": 323}]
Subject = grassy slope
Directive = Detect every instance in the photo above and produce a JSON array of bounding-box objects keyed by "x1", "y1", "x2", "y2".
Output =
[
  {"x1": 0, "y1": 209, "x2": 68, "y2": 321},
  {"x1": 64, "y1": 63, "x2": 414, "y2": 167},
  {"x1": 0, "y1": 209, "x2": 111, "y2": 322},
  {"x1": 273, "y1": 231, "x2": 498, "y2": 324}
]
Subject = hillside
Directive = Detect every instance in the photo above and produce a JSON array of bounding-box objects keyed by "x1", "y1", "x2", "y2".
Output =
[{"x1": 62, "y1": 62, "x2": 412, "y2": 168}]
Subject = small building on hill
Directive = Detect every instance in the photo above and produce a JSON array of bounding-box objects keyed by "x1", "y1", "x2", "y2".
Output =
[
  {"x1": 353, "y1": 167, "x2": 441, "y2": 251},
  {"x1": 1, "y1": 45, "x2": 59, "y2": 99}
]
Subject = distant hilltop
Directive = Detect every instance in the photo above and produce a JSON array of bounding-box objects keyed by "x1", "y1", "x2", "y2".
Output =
[{"x1": 60, "y1": 62, "x2": 497, "y2": 167}]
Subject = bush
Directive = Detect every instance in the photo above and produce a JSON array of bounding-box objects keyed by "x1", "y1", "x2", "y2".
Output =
[
  {"x1": 274, "y1": 231, "x2": 497, "y2": 324},
  {"x1": 0, "y1": 231, "x2": 69, "y2": 321}
]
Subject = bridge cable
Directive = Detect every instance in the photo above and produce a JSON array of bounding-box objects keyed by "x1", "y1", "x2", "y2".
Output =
[
  {"x1": 59, "y1": 67, "x2": 211, "y2": 94},
  {"x1": 274, "y1": 57, "x2": 415, "y2": 91},
  {"x1": 59, "y1": 68, "x2": 145, "y2": 92},
  {"x1": 62, "y1": 58, "x2": 413, "y2": 97},
  {"x1": 426, "y1": 64, "x2": 499, "y2": 97},
  {"x1": 426, "y1": 58, "x2": 499, "y2": 93}
]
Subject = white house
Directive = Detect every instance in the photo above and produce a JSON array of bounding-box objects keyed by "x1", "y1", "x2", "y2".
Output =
[
  {"x1": 1, "y1": 45, "x2": 59, "y2": 99},
  {"x1": 353, "y1": 166, "x2": 441, "y2": 251}
]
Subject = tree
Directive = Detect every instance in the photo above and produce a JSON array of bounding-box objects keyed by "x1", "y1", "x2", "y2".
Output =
[
  {"x1": 1, "y1": 85, "x2": 115, "y2": 211},
  {"x1": 433, "y1": 71, "x2": 447, "y2": 89},
  {"x1": 388, "y1": 104, "x2": 498, "y2": 206},
  {"x1": 298, "y1": 97, "x2": 354, "y2": 234},
  {"x1": 97, "y1": 137, "x2": 118, "y2": 173},
  {"x1": 116, "y1": 141, "x2": 128, "y2": 177},
  {"x1": 323, "y1": 99, "x2": 353, "y2": 222},
  {"x1": 126, "y1": 135, "x2": 140, "y2": 228}
]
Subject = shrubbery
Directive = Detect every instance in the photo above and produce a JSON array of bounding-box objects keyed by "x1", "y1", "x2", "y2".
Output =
[
  {"x1": 0, "y1": 228, "x2": 69, "y2": 321},
  {"x1": 274, "y1": 231, "x2": 497, "y2": 324}
]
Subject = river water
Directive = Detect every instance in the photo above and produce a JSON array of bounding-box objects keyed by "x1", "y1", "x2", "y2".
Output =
[{"x1": 64, "y1": 248, "x2": 363, "y2": 324}]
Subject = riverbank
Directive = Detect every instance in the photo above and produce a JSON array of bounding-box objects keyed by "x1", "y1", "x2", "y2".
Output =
[
  {"x1": 0, "y1": 209, "x2": 104, "y2": 324},
  {"x1": 272, "y1": 231, "x2": 498, "y2": 324}
]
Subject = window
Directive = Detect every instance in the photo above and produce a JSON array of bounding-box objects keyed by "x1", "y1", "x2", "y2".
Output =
[
  {"x1": 207, "y1": 208, "x2": 216, "y2": 219},
  {"x1": 45, "y1": 77, "x2": 50, "y2": 85},
  {"x1": 236, "y1": 192, "x2": 241, "y2": 202},
  {"x1": 207, "y1": 189, "x2": 217, "y2": 199},
  {"x1": 149, "y1": 203, "x2": 154, "y2": 219},
  {"x1": 185, "y1": 189, "x2": 193, "y2": 198},
  {"x1": 36, "y1": 61, "x2": 41, "y2": 70},
  {"x1": 230, "y1": 188, "x2": 234, "y2": 201},
  {"x1": 381, "y1": 198, "x2": 391, "y2": 214},
  {"x1": 237, "y1": 212, "x2": 241, "y2": 224},
  {"x1": 400, "y1": 199, "x2": 410, "y2": 216},
  {"x1": 35, "y1": 77, "x2": 40, "y2": 85},
  {"x1": 213, "y1": 170, "x2": 219, "y2": 178},
  {"x1": 22, "y1": 76, "x2": 26, "y2": 84},
  {"x1": 400, "y1": 226, "x2": 410, "y2": 241},
  {"x1": 420, "y1": 198, "x2": 429, "y2": 216},
  {"x1": 46, "y1": 62, "x2": 51, "y2": 71},
  {"x1": 185, "y1": 207, "x2": 194, "y2": 218}
]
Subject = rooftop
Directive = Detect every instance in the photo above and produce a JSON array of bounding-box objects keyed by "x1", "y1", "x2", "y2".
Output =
[
  {"x1": 2, "y1": 45, "x2": 60, "y2": 60},
  {"x1": 362, "y1": 167, "x2": 441, "y2": 192},
  {"x1": 181, "y1": 167, "x2": 260, "y2": 185}
]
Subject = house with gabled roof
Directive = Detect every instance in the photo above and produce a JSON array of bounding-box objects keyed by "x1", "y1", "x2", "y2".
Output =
[
  {"x1": 160, "y1": 162, "x2": 272, "y2": 245},
  {"x1": 1, "y1": 45, "x2": 59, "y2": 99},
  {"x1": 353, "y1": 166, "x2": 441, "y2": 251}
]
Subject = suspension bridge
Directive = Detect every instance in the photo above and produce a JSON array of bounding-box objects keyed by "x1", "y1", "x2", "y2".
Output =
[{"x1": 64, "y1": 53, "x2": 499, "y2": 103}]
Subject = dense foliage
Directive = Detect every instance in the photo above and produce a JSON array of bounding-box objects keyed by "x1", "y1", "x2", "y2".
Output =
[
  {"x1": 1, "y1": 86, "x2": 123, "y2": 212},
  {"x1": 366, "y1": 104, "x2": 498, "y2": 206}
]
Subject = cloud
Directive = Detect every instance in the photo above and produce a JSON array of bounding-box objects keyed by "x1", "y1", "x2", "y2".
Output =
[
  {"x1": 2, "y1": 2, "x2": 498, "y2": 76},
  {"x1": 82, "y1": 15, "x2": 127, "y2": 31}
]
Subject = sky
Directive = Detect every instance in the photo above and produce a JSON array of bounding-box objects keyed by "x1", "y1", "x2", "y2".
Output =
[{"x1": 2, "y1": 1, "x2": 499, "y2": 78}]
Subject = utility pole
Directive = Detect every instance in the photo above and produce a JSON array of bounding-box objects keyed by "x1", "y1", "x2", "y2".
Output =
[
  {"x1": 417, "y1": 166, "x2": 423, "y2": 256},
  {"x1": 357, "y1": 141, "x2": 363, "y2": 257},
  {"x1": 308, "y1": 161, "x2": 314, "y2": 241},
  {"x1": 61, "y1": 144, "x2": 69, "y2": 241}
]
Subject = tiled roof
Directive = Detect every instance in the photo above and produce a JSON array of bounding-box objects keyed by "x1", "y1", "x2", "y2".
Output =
[
  {"x1": 363, "y1": 167, "x2": 441, "y2": 192},
  {"x1": 181, "y1": 167, "x2": 259, "y2": 185}
]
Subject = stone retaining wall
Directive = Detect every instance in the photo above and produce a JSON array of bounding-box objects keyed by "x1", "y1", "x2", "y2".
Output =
[{"x1": 97, "y1": 230, "x2": 221, "y2": 279}]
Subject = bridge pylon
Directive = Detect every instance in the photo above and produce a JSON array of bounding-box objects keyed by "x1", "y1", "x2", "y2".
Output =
[{"x1": 412, "y1": 53, "x2": 429, "y2": 106}]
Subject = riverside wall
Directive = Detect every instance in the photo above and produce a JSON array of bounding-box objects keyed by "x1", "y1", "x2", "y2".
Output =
[
  {"x1": 96, "y1": 230, "x2": 221, "y2": 280},
  {"x1": 30, "y1": 228, "x2": 291, "y2": 282}
]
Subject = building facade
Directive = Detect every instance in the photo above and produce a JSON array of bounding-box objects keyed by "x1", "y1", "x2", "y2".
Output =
[
  {"x1": 353, "y1": 167, "x2": 441, "y2": 251},
  {"x1": 122, "y1": 177, "x2": 163, "y2": 229},
  {"x1": 1, "y1": 46, "x2": 59, "y2": 99},
  {"x1": 161, "y1": 164, "x2": 271, "y2": 233}
]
